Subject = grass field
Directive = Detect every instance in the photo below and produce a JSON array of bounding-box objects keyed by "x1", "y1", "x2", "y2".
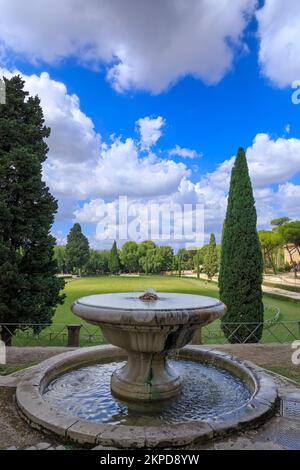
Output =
[{"x1": 11, "y1": 275, "x2": 300, "y2": 346}]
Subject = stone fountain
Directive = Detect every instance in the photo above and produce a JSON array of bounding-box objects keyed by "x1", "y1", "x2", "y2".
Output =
[
  {"x1": 71, "y1": 290, "x2": 225, "y2": 401},
  {"x1": 15, "y1": 289, "x2": 278, "y2": 448}
]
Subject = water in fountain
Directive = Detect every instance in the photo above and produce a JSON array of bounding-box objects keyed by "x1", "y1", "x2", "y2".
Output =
[{"x1": 43, "y1": 358, "x2": 251, "y2": 426}]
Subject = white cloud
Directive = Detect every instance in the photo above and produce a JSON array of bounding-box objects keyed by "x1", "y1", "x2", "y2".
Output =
[
  {"x1": 136, "y1": 116, "x2": 165, "y2": 149},
  {"x1": 0, "y1": 0, "x2": 257, "y2": 93},
  {"x1": 194, "y1": 134, "x2": 300, "y2": 194},
  {"x1": 192, "y1": 133, "x2": 300, "y2": 235},
  {"x1": 52, "y1": 230, "x2": 67, "y2": 246},
  {"x1": 73, "y1": 128, "x2": 300, "y2": 247},
  {"x1": 0, "y1": 69, "x2": 190, "y2": 205},
  {"x1": 2, "y1": 67, "x2": 300, "y2": 246},
  {"x1": 247, "y1": 134, "x2": 300, "y2": 187},
  {"x1": 94, "y1": 137, "x2": 188, "y2": 198},
  {"x1": 277, "y1": 183, "x2": 300, "y2": 218},
  {"x1": 169, "y1": 145, "x2": 200, "y2": 159},
  {"x1": 257, "y1": 0, "x2": 300, "y2": 87}
]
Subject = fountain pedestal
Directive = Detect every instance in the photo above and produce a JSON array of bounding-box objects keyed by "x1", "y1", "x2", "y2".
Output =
[
  {"x1": 111, "y1": 351, "x2": 181, "y2": 401},
  {"x1": 72, "y1": 292, "x2": 225, "y2": 402}
]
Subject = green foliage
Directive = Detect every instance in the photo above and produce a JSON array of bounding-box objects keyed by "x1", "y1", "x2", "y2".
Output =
[
  {"x1": 278, "y1": 221, "x2": 300, "y2": 270},
  {"x1": 271, "y1": 217, "x2": 291, "y2": 227},
  {"x1": 194, "y1": 251, "x2": 201, "y2": 279},
  {"x1": 176, "y1": 248, "x2": 194, "y2": 271},
  {"x1": 120, "y1": 241, "x2": 139, "y2": 273},
  {"x1": 278, "y1": 221, "x2": 300, "y2": 249},
  {"x1": 157, "y1": 245, "x2": 174, "y2": 272},
  {"x1": 203, "y1": 233, "x2": 219, "y2": 280},
  {"x1": 65, "y1": 223, "x2": 90, "y2": 275},
  {"x1": 137, "y1": 240, "x2": 156, "y2": 273},
  {"x1": 138, "y1": 245, "x2": 174, "y2": 274},
  {"x1": 259, "y1": 230, "x2": 283, "y2": 274},
  {"x1": 196, "y1": 245, "x2": 209, "y2": 265},
  {"x1": 86, "y1": 249, "x2": 109, "y2": 275},
  {"x1": 0, "y1": 75, "x2": 64, "y2": 342},
  {"x1": 219, "y1": 147, "x2": 264, "y2": 343},
  {"x1": 109, "y1": 240, "x2": 120, "y2": 274},
  {"x1": 53, "y1": 246, "x2": 66, "y2": 274}
]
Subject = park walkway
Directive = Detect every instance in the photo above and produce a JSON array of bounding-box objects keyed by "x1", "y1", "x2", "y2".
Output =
[
  {"x1": 183, "y1": 272, "x2": 300, "y2": 302},
  {"x1": 262, "y1": 284, "x2": 300, "y2": 301}
]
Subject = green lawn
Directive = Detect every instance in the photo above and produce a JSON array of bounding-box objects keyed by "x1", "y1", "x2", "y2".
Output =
[
  {"x1": 12, "y1": 275, "x2": 300, "y2": 347},
  {"x1": 0, "y1": 363, "x2": 37, "y2": 376},
  {"x1": 265, "y1": 366, "x2": 300, "y2": 385}
]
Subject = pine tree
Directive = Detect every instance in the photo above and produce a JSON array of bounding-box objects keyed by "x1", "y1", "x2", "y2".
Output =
[
  {"x1": 65, "y1": 223, "x2": 89, "y2": 276},
  {"x1": 219, "y1": 147, "x2": 264, "y2": 343},
  {"x1": 203, "y1": 233, "x2": 218, "y2": 280},
  {"x1": 109, "y1": 240, "x2": 120, "y2": 274},
  {"x1": 0, "y1": 75, "x2": 64, "y2": 344}
]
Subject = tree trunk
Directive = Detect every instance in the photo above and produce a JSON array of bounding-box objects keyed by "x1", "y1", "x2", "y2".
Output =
[
  {"x1": 285, "y1": 244, "x2": 295, "y2": 264},
  {"x1": 263, "y1": 250, "x2": 268, "y2": 274},
  {"x1": 268, "y1": 252, "x2": 277, "y2": 275}
]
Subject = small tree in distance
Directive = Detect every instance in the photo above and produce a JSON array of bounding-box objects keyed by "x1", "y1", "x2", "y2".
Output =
[
  {"x1": 109, "y1": 240, "x2": 120, "y2": 274},
  {"x1": 203, "y1": 233, "x2": 218, "y2": 280},
  {"x1": 65, "y1": 223, "x2": 90, "y2": 276}
]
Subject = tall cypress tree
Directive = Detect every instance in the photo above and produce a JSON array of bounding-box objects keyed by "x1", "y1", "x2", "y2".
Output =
[
  {"x1": 109, "y1": 240, "x2": 120, "y2": 274},
  {"x1": 203, "y1": 233, "x2": 218, "y2": 280},
  {"x1": 0, "y1": 75, "x2": 64, "y2": 344},
  {"x1": 219, "y1": 147, "x2": 264, "y2": 343},
  {"x1": 65, "y1": 223, "x2": 90, "y2": 276}
]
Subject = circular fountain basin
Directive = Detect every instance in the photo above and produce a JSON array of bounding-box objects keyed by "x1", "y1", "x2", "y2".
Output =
[
  {"x1": 16, "y1": 346, "x2": 278, "y2": 448},
  {"x1": 43, "y1": 358, "x2": 252, "y2": 425},
  {"x1": 71, "y1": 292, "x2": 225, "y2": 401}
]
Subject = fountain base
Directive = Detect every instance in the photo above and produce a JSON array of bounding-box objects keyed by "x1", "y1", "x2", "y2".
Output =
[{"x1": 111, "y1": 351, "x2": 182, "y2": 401}]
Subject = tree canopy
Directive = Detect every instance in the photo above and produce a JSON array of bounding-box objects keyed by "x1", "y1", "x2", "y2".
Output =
[{"x1": 203, "y1": 233, "x2": 219, "y2": 280}]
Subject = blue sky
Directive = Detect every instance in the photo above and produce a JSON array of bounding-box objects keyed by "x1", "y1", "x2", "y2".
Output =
[{"x1": 0, "y1": 0, "x2": 300, "y2": 249}]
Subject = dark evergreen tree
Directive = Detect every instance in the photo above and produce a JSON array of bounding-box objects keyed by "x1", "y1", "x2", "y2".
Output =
[
  {"x1": 65, "y1": 223, "x2": 89, "y2": 276},
  {"x1": 109, "y1": 240, "x2": 120, "y2": 274},
  {"x1": 0, "y1": 75, "x2": 64, "y2": 344},
  {"x1": 203, "y1": 233, "x2": 218, "y2": 280},
  {"x1": 219, "y1": 147, "x2": 264, "y2": 343}
]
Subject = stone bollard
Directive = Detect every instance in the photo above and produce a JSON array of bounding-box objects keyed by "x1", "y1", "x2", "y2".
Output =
[{"x1": 67, "y1": 324, "x2": 82, "y2": 347}]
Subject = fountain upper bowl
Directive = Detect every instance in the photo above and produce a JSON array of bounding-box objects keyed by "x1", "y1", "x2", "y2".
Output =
[{"x1": 71, "y1": 292, "x2": 226, "y2": 327}]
